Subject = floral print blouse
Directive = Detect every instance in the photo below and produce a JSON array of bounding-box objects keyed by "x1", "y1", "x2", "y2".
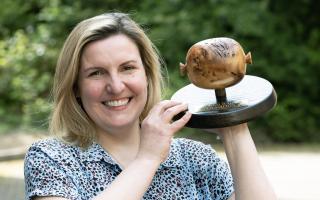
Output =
[{"x1": 24, "y1": 138, "x2": 234, "y2": 200}]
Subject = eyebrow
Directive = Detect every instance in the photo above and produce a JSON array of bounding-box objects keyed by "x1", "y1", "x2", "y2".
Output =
[
  {"x1": 83, "y1": 60, "x2": 138, "y2": 72},
  {"x1": 120, "y1": 60, "x2": 138, "y2": 66},
  {"x1": 83, "y1": 66, "x2": 103, "y2": 73}
]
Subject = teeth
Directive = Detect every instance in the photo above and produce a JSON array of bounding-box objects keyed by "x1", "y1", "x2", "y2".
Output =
[{"x1": 104, "y1": 98, "x2": 129, "y2": 107}]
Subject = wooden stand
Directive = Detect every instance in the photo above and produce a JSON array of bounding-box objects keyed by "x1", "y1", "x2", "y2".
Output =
[{"x1": 171, "y1": 75, "x2": 277, "y2": 128}]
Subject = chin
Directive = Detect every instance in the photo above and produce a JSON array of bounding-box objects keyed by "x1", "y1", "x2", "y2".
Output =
[{"x1": 102, "y1": 117, "x2": 139, "y2": 131}]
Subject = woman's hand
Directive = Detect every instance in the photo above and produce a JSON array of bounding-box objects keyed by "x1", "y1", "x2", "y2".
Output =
[{"x1": 137, "y1": 100, "x2": 192, "y2": 164}]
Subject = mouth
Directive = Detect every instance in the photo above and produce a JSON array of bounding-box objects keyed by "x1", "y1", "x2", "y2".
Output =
[{"x1": 102, "y1": 97, "x2": 132, "y2": 107}]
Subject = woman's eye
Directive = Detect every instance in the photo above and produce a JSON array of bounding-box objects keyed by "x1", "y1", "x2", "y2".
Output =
[
  {"x1": 89, "y1": 70, "x2": 103, "y2": 77},
  {"x1": 123, "y1": 65, "x2": 135, "y2": 71}
]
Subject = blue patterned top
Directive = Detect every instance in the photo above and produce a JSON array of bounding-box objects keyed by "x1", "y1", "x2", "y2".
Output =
[{"x1": 24, "y1": 138, "x2": 234, "y2": 200}]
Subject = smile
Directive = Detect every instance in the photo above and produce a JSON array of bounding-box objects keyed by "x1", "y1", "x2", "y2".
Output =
[{"x1": 103, "y1": 98, "x2": 130, "y2": 107}]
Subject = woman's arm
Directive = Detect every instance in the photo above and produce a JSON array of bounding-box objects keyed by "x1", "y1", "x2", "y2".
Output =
[
  {"x1": 218, "y1": 123, "x2": 277, "y2": 200},
  {"x1": 34, "y1": 101, "x2": 191, "y2": 200},
  {"x1": 34, "y1": 158, "x2": 160, "y2": 200},
  {"x1": 95, "y1": 101, "x2": 191, "y2": 199},
  {"x1": 93, "y1": 157, "x2": 160, "y2": 200}
]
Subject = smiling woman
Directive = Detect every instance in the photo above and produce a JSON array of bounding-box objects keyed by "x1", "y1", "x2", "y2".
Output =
[
  {"x1": 78, "y1": 34, "x2": 148, "y2": 135},
  {"x1": 48, "y1": 13, "x2": 165, "y2": 148},
  {"x1": 24, "y1": 12, "x2": 276, "y2": 200}
]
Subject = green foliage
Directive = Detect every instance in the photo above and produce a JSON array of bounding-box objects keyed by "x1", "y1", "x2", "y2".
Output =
[{"x1": 0, "y1": 0, "x2": 319, "y2": 142}]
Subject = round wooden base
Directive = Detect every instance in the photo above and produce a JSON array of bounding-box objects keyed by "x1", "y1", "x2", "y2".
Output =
[{"x1": 171, "y1": 75, "x2": 277, "y2": 128}]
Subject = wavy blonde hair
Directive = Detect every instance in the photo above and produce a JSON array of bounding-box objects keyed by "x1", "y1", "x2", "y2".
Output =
[{"x1": 50, "y1": 13, "x2": 164, "y2": 148}]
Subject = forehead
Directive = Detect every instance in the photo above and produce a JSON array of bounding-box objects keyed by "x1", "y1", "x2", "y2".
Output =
[
  {"x1": 83, "y1": 34, "x2": 139, "y2": 55},
  {"x1": 80, "y1": 34, "x2": 142, "y2": 68}
]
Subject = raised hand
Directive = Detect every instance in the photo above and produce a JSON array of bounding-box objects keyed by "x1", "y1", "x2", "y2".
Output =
[{"x1": 137, "y1": 100, "x2": 192, "y2": 164}]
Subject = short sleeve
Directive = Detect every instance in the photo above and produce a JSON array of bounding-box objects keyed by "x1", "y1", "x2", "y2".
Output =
[
  {"x1": 24, "y1": 144, "x2": 80, "y2": 200},
  {"x1": 179, "y1": 139, "x2": 234, "y2": 200},
  {"x1": 207, "y1": 152, "x2": 234, "y2": 200}
]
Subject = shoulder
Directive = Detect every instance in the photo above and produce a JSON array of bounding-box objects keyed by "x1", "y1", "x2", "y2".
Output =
[
  {"x1": 29, "y1": 138, "x2": 76, "y2": 149},
  {"x1": 24, "y1": 138, "x2": 84, "y2": 183},
  {"x1": 27, "y1": 138, "x2": 78, "y2": 153},
  {"x1": 24, "y1": 139, "x2": 82, "y2": 199},
  {"x1": 25, "y1": 138, "x2": 81, "y2": 164}
]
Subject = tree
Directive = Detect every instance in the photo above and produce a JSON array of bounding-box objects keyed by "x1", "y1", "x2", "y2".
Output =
[{"x1": 0, "y1": 0, "x2": 319, "y2": 142}]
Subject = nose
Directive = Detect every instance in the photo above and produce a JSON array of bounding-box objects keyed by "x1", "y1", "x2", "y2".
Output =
[{"x1": 106, "y1": 73, "x2": 125, "y2": 94}]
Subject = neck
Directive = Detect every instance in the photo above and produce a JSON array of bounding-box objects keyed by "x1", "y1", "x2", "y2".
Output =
[{"x1": 96, "y1": 122, "x2": 141, "y2": 168}]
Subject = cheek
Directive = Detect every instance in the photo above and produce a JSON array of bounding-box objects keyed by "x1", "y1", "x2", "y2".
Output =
[
  {"x1": 79, "y1": 82, "x2": 104, "y2": 103},
  {"x1": 131, "y1": 74, "x2": 148, "y2": 96}
]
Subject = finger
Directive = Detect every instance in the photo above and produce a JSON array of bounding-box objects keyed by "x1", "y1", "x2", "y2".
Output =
[
  {"x1": 170, "y1": 111, "x2": 192, "y2": 132},
  {"x1": 152, "y1": 100, "x2": 183, "y2": 114},
  {"x1": 162, "y1": 102, "x2": 188, "y2": 122},
  {"x1": 160, "y1": 100, "x2": 183, "y2": 112}
]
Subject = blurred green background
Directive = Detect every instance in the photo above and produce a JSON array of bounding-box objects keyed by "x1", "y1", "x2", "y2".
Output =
[{"x1": 0, "y1": 0, "x2": 319, "y2": 144}]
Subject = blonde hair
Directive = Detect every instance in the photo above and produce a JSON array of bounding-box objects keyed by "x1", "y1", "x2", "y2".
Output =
[{"x1": 50, "y1": 13, "x2": 164, "y2": 148}]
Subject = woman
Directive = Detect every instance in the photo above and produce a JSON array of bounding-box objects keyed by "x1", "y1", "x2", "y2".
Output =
[{"x1": 24, "y1": 12, "x2": 276, "y2": 200}]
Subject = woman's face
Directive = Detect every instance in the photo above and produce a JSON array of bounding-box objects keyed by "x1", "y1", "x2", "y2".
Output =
[{"x1": 78, "y1": 34, "x2": 148, "y2": 134}]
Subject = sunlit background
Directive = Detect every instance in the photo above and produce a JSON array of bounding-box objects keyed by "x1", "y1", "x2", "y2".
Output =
[{"x1": 0, "y1": 0, "x2": 319, "y2": 199}]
